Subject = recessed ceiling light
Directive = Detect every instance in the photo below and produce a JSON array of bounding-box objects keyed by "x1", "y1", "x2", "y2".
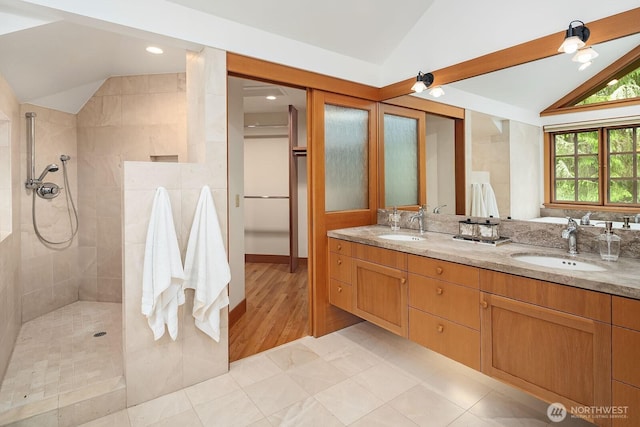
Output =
[
  {"x1": 266, "y1": 95, "x2": 277, "y2": 100},
  {"x1": 146, "y1": 46, "x2": 164, "y2": 55},
  {"x1": 607, "y1": 79, "x2": 619, "y2": 86}
]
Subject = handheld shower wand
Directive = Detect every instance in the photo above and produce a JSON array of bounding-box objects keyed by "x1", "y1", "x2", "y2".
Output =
[{"x1": 36, "y1": 163, "x2": 59, "y2": 182}]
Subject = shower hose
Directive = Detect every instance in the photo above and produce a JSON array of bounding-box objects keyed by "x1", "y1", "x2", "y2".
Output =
[{"x1": 32, "y1": 158, "x2": 79, "y2": 248}]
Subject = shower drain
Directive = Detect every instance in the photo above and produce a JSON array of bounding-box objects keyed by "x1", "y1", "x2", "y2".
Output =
[{"x1": 93, "y1": 331, "x2": 107, "y2": 337}]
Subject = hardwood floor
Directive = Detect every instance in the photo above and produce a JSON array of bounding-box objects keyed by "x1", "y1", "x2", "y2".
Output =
[{"x1": 229, "y1": 262, "x2": 309, "y2": 362}]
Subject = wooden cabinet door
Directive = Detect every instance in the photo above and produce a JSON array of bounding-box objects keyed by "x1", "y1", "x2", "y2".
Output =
[
  {"x1": 481, "y1": 293, "x2": 611, "y2": 427},
  {"x1": 352, "y1": 259, "x2": 408, "y2": 337}
]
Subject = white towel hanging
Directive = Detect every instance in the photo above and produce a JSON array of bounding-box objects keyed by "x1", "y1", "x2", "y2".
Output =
[
  {"x1": 482, "y1": 183, "x2": 500, "y2": 218},
  {"x1": 141, "y1": 187, "x2": 185, "y2": 341},
  {"x1": 470, "y1": 183, "x2": 487, "y2": 217},
  {"x1": 183, "y1": 185, "x2": 231, "y2": 342}
]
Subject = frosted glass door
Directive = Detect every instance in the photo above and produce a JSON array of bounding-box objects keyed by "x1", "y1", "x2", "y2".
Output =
[
  {"x1": 324, "y1": 104, "x2": 369, "y2": 212},
  {"x1": 384, "y1": 114, "x2": 418, "y2": 207}
]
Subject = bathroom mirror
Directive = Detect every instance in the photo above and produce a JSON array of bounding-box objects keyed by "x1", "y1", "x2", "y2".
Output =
[{"x1": 418, "y1": 33, "x2": 640, "y2": 221}]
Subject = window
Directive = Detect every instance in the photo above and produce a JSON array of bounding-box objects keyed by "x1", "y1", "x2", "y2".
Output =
[
  {"x1": 608, "y1": 126, "x2": 640, "y2": 204},
  {"x1": 576, "y1": 66, "x2": 640, "y2": 106},
  {"x1": 550, "y1": 124, "x2": 640, "y2": 207}
]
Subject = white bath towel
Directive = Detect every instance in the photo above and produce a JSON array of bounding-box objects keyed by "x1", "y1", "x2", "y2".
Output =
[
  {"x1": 482, "y1": 183, "x2": 500, "y2": 218},
  {"x1": 141, "y1": 187, "x2": 185, "y2": 341},
  {"x1": 183, "y1": 186, "x2": 230, "y2": 342},
  {"x1": 470, "y1": 183, "x2": 487, "y2": 217}
]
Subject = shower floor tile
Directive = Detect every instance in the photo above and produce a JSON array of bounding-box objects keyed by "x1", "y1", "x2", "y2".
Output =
[{"x1": 0, "y1": 301, "x2": 122, "y2": 412}]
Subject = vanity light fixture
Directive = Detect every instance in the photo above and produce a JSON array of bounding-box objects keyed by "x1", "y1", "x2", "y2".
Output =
[
  {"x1": 429, "y1": 86, "x2": 445, "y2": 98},
  {"x1": 411, "y1": 71, "x2": 434, "y2": 93},
  {"x1": 558, "y1": 20, "x2": 590, "y2": 54},
  {"x1": 145, "y1": 46, "x2": 164, "y2": 55},
  {"x1": 572, "y1": 46, "x2": 599, "y2": 64}
]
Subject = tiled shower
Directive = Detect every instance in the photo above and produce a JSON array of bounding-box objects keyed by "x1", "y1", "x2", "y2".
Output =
[{"x1": 0, "y1": 47, "x2": 231, "y2": 426}]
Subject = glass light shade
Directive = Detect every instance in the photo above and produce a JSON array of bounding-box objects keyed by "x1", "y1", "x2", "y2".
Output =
[
  {"x1": 572, "y1": 47, "x2": 599, "y2": 63},
  {"x1": 558, "y1": 36, "x2": 585, "y2": 54},
  {"x1": 411, "y1": 81, "x2": 427, "y2": 93},
  {"x1": 578, "y1": 61, "x2": 592, "y2": 71},
  {"x1": 429, "y1": 86, "x2": 445, "y2": 98}
]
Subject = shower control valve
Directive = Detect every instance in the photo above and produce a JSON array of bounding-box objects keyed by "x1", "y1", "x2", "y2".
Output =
[{"x1": 36, "y1": 182, "x2": 61, "y2": 199}]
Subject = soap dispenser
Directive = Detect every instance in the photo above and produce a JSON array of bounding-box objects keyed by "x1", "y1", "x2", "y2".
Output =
[
  {"x1": 389, "y1": 207, "x2": 400, "y2": 231},
  {"x1": 598, "y1": 221, "x2": 620, "y2": 262}
]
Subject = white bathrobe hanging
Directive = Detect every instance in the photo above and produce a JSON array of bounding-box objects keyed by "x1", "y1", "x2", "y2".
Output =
[{"x1": 183, "y1": 186, "x2": 231, "y2": 342}]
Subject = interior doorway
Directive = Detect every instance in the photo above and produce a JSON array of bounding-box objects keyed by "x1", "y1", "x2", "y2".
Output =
[{"x1": 227, "y1": 77, "x2": 309, "y2": 362}]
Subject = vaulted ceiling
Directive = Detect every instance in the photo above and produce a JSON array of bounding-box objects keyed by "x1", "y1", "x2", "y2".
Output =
[{"x1": 0, "y1": 0, "x2": 638, "y2": 122}]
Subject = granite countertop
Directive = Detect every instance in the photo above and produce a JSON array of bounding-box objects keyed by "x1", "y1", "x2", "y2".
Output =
[{"x1": 328, "y1": 225, "x2": 640, "y2": 300}]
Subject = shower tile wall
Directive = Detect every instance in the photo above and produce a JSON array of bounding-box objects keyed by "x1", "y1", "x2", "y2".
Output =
[
  {"x1": 0, "y1": 74, "x2": 22, "y2": 381},
  {"x1": 19, "y1": 104, "x2": 79, "y2": 322},
  {"x1": 76, "y1": 73, "x2": 188, "y2": 302}
]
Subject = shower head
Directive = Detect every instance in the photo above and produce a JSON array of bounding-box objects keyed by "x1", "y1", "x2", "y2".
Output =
[
  {"x1": 60, "y1": 154, "x2": 70, "y2": 162},
  {"x1": 37, "y1": 163, "x2": 59, "y2": 182}
]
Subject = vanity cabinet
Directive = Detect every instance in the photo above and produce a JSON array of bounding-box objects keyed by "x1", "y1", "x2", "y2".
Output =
[
  {"x1": 328, "y1": 238, "x2": 409, "y2": 336},
  {"x1": 328, "y1": 239, "x2": 353, "y2": 312},
  {"x1": 480, "y1": 270, "x2": 612, "y2": 427},
  {"x1": 352, "y1": 244, "x2": 408, "y2": 337},
  {"x1": 612, "y1": 296, "x2": 640, "y2": 427},
  {"x1": 407, "y1": 256, "x2": 481, "y2": 369}
]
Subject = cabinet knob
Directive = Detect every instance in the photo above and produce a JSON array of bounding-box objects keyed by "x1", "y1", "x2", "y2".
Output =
[
  {"x1": 337, "y1": 244, "x2": 342, "y2": 250},
  {"x1": 400, "y1": 277, "x2": 406, "y2": 284},
  {"x1": 481, "y1": 300, "x2": 488, "y2": 309},
  {"x1": 437, "y1": 324, "x2": 444, "y2": 333},
  {"x1": 436, "y1": 267, "x2": 443, "y2": 275},
  {"x1": 337, "y1": 286, "x2": 342, "y2": 293},
  {"x1": 436, "y1": 287, "x2": 443, "y2": 295},
  {"x1": 337, "y1": 259, "x2": 342, "y2": 265}
]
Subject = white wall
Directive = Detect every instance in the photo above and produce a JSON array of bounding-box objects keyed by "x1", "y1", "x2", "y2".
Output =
[
  {"x1": 509, "y1": 120, "x2": 542, "y2": 220},
  {"x1": 227, "y1": 78, "x2": 245, "y2": 310},
  {"x1": 426, "y1": 114, "x2": 456, "y2": 215}
]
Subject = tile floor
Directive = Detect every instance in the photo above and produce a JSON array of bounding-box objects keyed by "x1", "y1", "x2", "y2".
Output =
[
  {"x1": 81, "y1": 321, "x2": 595, "y2": 427},
  {"x1": 0, "y1": 301, "x2": 123, "y2": 424}
]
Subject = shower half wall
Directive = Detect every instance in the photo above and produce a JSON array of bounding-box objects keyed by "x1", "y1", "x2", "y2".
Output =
[{"x1": 76, "y1": 73, "x2": 188, "y2": 304}]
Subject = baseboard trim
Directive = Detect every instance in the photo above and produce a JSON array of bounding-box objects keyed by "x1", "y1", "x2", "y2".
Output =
[
  {"x1": 229, "y1": 299, "x2": 247, "y2": 328},
  {"x1": 245, "y1": 254, "x2": 309, "y2": 265},
  {"x1": 245, "y1": 254, "x2": 288, "y2": 264}
]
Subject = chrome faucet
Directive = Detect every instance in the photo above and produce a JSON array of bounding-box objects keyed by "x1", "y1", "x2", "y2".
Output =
[
  {"x1": 432, "y1": 204, "x2": 447, "y2": 214},
  {"x1": 561, "y1": 217, "x2": 578, "y2": 255},
  {"x1": 410, "y1": 206, "x2": 426, "y2": 234}
]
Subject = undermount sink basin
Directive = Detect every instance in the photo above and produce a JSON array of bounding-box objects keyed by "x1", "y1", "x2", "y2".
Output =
[
  {"x1": 378, "y1": 234, "x2": 425, "y2": 242},
  {"x1": 510, "y1": 254, "x2": 606, "y2": 272}
]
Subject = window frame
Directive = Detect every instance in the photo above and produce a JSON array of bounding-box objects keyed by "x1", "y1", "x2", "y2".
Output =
[{"x1": 545, "y1": 124, "x2": 640, "y2": 211}]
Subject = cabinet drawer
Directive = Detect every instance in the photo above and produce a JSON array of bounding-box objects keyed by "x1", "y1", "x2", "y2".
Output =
[
  {"x1": 408, "y1": 255, "x2": 479, "y2": 289},
  {"x1": 329, "y1": 238, "x2": 352, "y2": 256},
  {"x1": 408, "y1": 307, "x2": 480, "y2": 370},
  {"x1": 409, "y1": 274, "x2": 480, "y2": 330},
  {"x1": 613, "y1": 296, "x2": 640, "y2": 330},
  {"x1": 613, "y1": 326, "x2": 640, "y2": 388},
  {"x1": 612, "y1": 380, "x2": 640, "y2": 427},
  {"x1": 480, "y1": 269, "x2": 611, "y2": 322},
  {"x1": 354, "y1": 243, "x2": 407, "y2": 270},
  {"x1": 329, "y1": 279, "x2": 352, "y2": 312},
  {"x1": 329, "y1": 251, "x2": 352, "y2": 283}
]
